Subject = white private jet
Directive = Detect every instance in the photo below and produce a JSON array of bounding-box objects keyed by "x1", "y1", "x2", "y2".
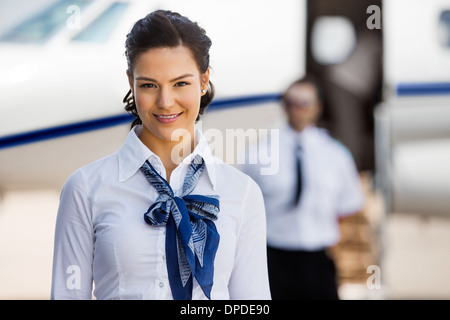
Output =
[
  {"x1": 1, "y1": 0, "x2": 450, "y2": 217},
  {"x1": 375, "y1": 0, "x2": 450, "y2": 216},
  {"x1": 0, "y1": 0, "x2": 303, "y2": 190}
]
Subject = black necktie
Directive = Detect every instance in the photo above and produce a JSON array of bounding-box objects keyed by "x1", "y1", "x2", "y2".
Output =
[{"x1": 294, "y1": 143, "x2": 303, "y2": 206}]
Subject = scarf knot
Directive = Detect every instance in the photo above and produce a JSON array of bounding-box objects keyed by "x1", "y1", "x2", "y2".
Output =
[{"x1": 140, "y1": 155, "x2": 220, "y2": 300}]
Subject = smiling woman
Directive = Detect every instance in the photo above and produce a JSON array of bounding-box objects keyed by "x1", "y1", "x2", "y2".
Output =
[
  {"x1": 122, "y1": 10, "x2": 215, "y2": 177},
  {"x1": 127, "y1": 46, "x2": 210, "y2": 176},
  {"x1": 50, "y1": 9, "x2": 271, "y2": 301},
  {"x1": 123, "y1": 10, "x2": 215, "y2": 129}
]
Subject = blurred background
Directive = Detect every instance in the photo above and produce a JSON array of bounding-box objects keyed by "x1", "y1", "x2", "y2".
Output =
[{"x1": 1, "y1": 0, "x2": 450, "y2": 299}]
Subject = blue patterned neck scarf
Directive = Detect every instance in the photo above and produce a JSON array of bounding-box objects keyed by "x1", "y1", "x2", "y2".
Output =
[{"x1": 140, "y1": 155, "x2": 220, "y2": 300}]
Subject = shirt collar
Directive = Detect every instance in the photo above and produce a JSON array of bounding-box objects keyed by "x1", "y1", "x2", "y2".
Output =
[
  {"x1": 284, "y1": 123, "x2": 317, "y2": 145},
  {"x1": 118, "y1": 125, "x2": 217, "y2": 190},
  {"x1": 118, "y1": 125, "x2": 152, "y2": 182}
]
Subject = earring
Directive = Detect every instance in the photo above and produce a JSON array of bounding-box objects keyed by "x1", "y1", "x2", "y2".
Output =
[{"x1": 202, "y1": 89, "x2": 206, "y2": 93}]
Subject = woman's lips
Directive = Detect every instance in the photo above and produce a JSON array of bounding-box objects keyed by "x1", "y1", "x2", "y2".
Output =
[{"x1": 154, "y1": 112, "x2": 182, "y2": 124}]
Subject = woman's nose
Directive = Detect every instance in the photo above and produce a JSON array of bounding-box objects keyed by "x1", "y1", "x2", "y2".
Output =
[{"x1": 157, "y1": 87, "x2": 175, "y2": 109}]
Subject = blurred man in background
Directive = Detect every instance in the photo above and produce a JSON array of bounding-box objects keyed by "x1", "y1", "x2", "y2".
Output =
[{"x1": 239, "y1": 75, "x2": 365, "y2": 299}]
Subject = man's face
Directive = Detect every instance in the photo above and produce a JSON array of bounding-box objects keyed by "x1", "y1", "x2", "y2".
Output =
[{"x1": 283, "y1": 83, "x2": 322, "y2": 132}]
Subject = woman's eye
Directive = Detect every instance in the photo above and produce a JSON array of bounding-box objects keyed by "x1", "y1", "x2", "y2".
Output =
[
  {"x1": 175, "y1": 81, "x2": 190, "y2": 87},
  {"x1": 140, "y1": 83, "x2": 156, "y2": 88}
]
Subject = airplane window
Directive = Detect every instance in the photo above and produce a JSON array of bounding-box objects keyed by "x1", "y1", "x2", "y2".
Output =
[
  {"x1": 0, "y1": 0, "x2": 91, "y2": 43},
  {"x1": 438, "y1": 10, "x2": 450, "y2": 48},
  {"x1": 71, "y1": 2, "x2": 129, "y2": 43},
  {"x1": 311, "y1": 16, "x2": 356, "y2": 65}
]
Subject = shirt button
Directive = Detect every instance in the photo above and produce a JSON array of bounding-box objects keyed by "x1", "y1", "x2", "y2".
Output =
[
  {"x1": 162, "y1": 255, "x2": 166, "y2": 261},
  {"x1": 159, "y1": 282, "x2": 164, "y2": 288}
]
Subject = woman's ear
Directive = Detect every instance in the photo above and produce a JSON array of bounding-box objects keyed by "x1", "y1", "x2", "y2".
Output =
[
  {"x1": 126, "y1": 70, "x2": 134, "y2": 95},
  {"x1": 201, "y1": 68, "x2": 210, "y2": 95}
]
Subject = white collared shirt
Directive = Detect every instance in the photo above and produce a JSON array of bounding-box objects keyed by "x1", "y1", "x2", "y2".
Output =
[
  {"x1": 51, "y1": 125, "x2": 271, "y2": 300},
  {"x1": 239, "y1": 124, "x2": 365, "y2": 251}
]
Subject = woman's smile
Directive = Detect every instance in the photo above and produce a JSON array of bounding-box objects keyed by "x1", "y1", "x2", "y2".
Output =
[{"x1": 154, "y1": 112, "x2": 183, "y2": 124}]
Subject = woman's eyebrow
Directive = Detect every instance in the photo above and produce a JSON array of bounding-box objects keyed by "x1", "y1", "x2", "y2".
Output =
[
  {"x1": 135, "y1": 73, "x2": 194, "y2": 83},
  {"x1": 170, "y1": 73, "x2": 194, "y2": 82},
  {"x1": 135, "y1": 76, "x2": 157, "y2": 82}
]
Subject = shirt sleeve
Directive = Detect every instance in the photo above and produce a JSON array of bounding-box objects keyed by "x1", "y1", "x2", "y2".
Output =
[
  {"x1": 51, "y1": 170, "x2": 94, "y2": 300},
  {"x1": 228, "y1": 177, "x2": 271, "y2": 300},
  {"x1": 336, "y1": 149, "x2": 365, "y2": 217}
]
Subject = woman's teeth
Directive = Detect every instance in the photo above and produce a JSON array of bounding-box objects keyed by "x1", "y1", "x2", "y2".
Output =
[{"x1": 157, "y1": 114, "x2": 179, "y2": 119}]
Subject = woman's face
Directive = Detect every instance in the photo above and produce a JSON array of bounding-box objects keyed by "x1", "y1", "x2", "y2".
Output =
[{"x1": 128, "y1": 45, "x2": 209, "y2": 144}]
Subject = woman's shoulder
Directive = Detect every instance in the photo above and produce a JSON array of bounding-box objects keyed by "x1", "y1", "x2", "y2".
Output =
[
  {"x1": 211, "y1": 155, "x2": 249, "y2": 177},
  {"x1": 211, "y1": 156, "x2": 262, "y2": 194},
  {"x1": 64, "y1": 151, "x2": 120, "y2": 187}
]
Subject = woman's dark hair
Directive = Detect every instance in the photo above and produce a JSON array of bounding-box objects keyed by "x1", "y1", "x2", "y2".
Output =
[{"x1": 123, "y1": 10, "x2": 215, "y2": 128}]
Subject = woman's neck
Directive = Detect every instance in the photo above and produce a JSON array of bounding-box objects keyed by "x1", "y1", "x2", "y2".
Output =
[{"x1": 139, "y1": 127, "x2": 195, "y2": 183}]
